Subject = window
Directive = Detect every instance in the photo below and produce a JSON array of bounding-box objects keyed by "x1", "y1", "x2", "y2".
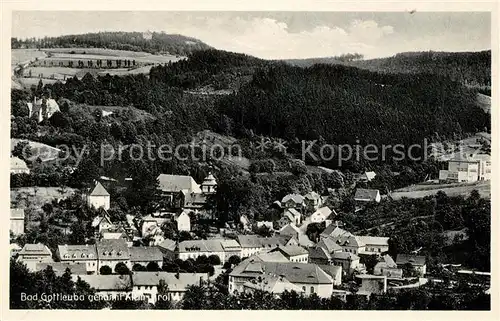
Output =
[{"x1": 302, "y1": 286, "x2": 306, "y2": 292}]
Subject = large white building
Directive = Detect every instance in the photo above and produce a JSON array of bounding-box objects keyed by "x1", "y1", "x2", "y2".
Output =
[
  {"x1": 439, "y1": 153, "x2": 491, "y2": 183},
  {"x1": 10, "y1": 157, "x2": 30, "y2": 174}
]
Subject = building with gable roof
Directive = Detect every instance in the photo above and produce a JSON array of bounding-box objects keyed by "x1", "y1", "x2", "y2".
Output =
[
  {"x1": 279, "y1": 223, "x2": 300, "y2": 238},
  {"x1": 396, "y1": 254, "x2": 427, "y2": 277},
  {"x1": 87, "y1": 182, "x2": 110, "y2": 210},
  {"x1": 283, "y1": 208, "x2": 301, "y2": 226},
  {"x1": 18, "y1": 243, "x2": 53, "y2": 271},
  {"x1": 229, "y1": 258, "x2": 334, "y2": 298},
  {"x1": 176, "y1": 210, "x2": 191, "y2": 232},
  {"x1": 354, "y1": 189, "x2": 381, "y2": 204},
  {"x1": 304, "y1": 191, "x2": 322, "y2": 211},
  {"x1": 129, "y1": 246, "x2": 163, "y2": 270},
  {"x1": 158, "y1": 238, "x2": 177, "y2": 260},
  {"x1": 200, "y1": 172, "x2": 217, "y2": 194},
  {"x1": 57, "y1": 244, "x2": 98, "y2": 274},
  {"x1": 10, "y1": 208, "x2": 25, "y2": 235},
  {"x1": 72, "y1": 274, "x2": 132, "y2": 300},
  {"x1": 309, "y1": 206, "x2": 334, "y2": 224},
  {"x1": 270, "y1": 245, "x2": 309, "y2": 263},
  {"x1": 281, "y1": 194, "x2": 305, "y2": 210},
  {"x1": 96, "y1": 239, "x2": 130, "y2": 272},
  {"x1": 131, "y1": 271, "x2": 208, "y2": 304},
  {"x1": 10, "y1": 156, "x2": 30, "y2": 174},
  {"x1": 357, "y1": 236, "x2": 390, "y2": 255},
  {"x1": 331, "y1": 252, "x2": 361, "y2": 276},
  {"x1": 242, "y1": 273, "x2": 305, "y2": 296},
  {"x1": 320, "y1": 224, "x2": 352, "y2": 239},
  {"x1": 157, "y1": 174, "x2": 201, "y2": 202},
  {"x1": 91, "y1": 211, "x2": 114, "y2": 233}
]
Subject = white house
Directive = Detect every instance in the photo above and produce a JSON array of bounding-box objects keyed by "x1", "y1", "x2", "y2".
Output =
[
  {"x1": 200, "y1": 172, "x2": 217, "y2": 194},
  {"x1": 87, "y1": 182, "x2": 110, "y2": 210},
  {"x1": 439, "y1": 153, "x2": 491, "y2": 183},
  {"x1": 131, "y1": 272, "x2": 208, "y2": 304},
  {"x1": 357, "y1": 236, "x2": 390, "y2": 255},
  {"x1": 157, "y1": 174, "x2": 202, "y2": 204},
  {"x1": 354, "y1": 189, "x2": 381, "y2": 204},
  {"x1": 176, "y1": 210, "x2": 191, "y2": 232},
  {"x1": 310, "y1": 206, "x2": 333, "y2": 224},
  {"x1": 17, "y1": 243, "x2": 53, "y2": 271},
  {"x1": 57, "y1": 244, "x2": 98, "y2": 274},
  {"x1": 96, "y1": 239, "x2": 131, "y2": 272}
]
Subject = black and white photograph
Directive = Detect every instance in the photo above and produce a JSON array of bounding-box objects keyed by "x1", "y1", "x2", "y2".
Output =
[{"x1": 4, "y1": 2, "x2": 496, "y2": 315}]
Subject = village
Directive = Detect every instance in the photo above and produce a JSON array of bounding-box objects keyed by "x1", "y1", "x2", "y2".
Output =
[{"x1": 10, "y1": 160, "x2": 490, "y2": 306}]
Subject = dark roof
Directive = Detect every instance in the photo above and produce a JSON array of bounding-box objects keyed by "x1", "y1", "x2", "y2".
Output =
[
  {"x1": 354, "y1": 189, "x2": 380, "y2": 201},
  {"x1": 308, "y1": 246, "x2": 331, "y2": 261},
  {"x1": 96, "y1": 239, "x2": 130, "y2": 260},
  {"x1": 158, "y1": 239, "x2": 177, "y2": 251},
  {"x1": 90, "y1": 182, "x2": 110, "y2": 196},
  {"x1": 36, "y1": 262, "x2": 87, "y2": 275},
  {"x1": 129, "y1": 246, "x2": 163, "y2": 262},
  {"x1": 58, "y1": 244, "x2": 97, "y2": 260},
  {"x1": 318, "y1": 265, "x2": 342, "y2": 280},
  {"x1": 74, "y1": 275, "x2": 131, "y2": 291},
  {"x1": 396, "y1": 254, "x2": 426, "y2": 266},
  {"x1": 320, "y1": 225, "x2": 352, "y2": 238}
]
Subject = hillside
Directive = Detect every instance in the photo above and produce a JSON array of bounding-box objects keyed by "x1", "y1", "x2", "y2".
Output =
[
  {"x1": 286, "y1": 50, "x2": 491, "y2": 93},
  {"x1": 11, "y1": 31, "x2": 212, "y2": 56}
]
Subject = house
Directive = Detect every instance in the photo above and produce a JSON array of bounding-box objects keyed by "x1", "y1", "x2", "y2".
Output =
[
  {"x1": 396, "y1": 254, "x2": 427, "y2": 277},
  {"x1": 320, "y1": 224, "x2": 352, "y2": 239},
  {"x1": 359, "y1": 171, "x2": 377, "y2": 182},
  {"x1": 10, "y1": 208, "x2": 25, "y2": 235},
  {"x1": 374, "y1": 254, "x2": 397, "y2": 275},
  {"x1": 157, "y1": 174, "x2": 202, "y2": 204},
  {"x1": 158, "y1": 239, "x2": 177, "y2": 260},
  {"x1": 229, "y1": 258, "x2": 334, "y2": 298},
  {"x1": 317, "y1": 236, "x2": 344, "y2": 255},
  {"x1": 96, "y1": 239, "x2": 131, "y2": 272},
  {"x1": 73, "y1": 275, "x2": 132, "y2": 300},
  {"x1": 354, "y1": 189, "x2": 381, "y2": 204},
  {"x1": 131, "y1": 272, "x2": 208, "y2": 304},
  {"x1": 27, "y1": 97, "x2": 60, "y2": 123},
  {"x1": 357, "y1": 236, "x2": 390, "y2": 255},
  {"x1": 253, "y1": 251, "x2": 289, "y2": 263},
  {"x1": 283, "y1": 208, "x2": 301, "y2": 226},
  {"x1": 356, "y1": 274, "x2": 387, "y2": 294},
  {"x1": 237, "y1": 235, "x2": 264, "y2": 258},
  {"x1": 309, "y1": 207, "x2": 333, "y2": 224},
  {"x1": 57, "y1": 244, "x2": 98, "y2": 274},
  {"x1": 17, "y1": 243, "x2": 53, "y2": 271},
  {"x1": 331, "y1": 252, "x2": 361, "y2": 276},
  {"x1": 176, "y1": 210, "x2": 191, "y2": 232},
  {"x1": 256, "y1": 221, "x2": 274, "y2": 230},
  {"x1": 129, "y1": 247, "x2": 164, "y2": 270},
  {"x1": 304, "y1": 191, "x2": 322, "y2": 211},
  {"x1": 281, "y1": 194, "x2": 304, "y2": 210},
  {"x1": 87, "y1": 182, "x2": 110, "y2": 210},
  {"x1": 279, "y1": 223, "x2": 300, "y2": 238},
  {"x1": 10, "y1": 157, "x2": 30, "y2": 174},
  {"x1": 334, "y1": 235, "x2": 366, "y2": 254},
  {"x1": 275, "y1": 234, "x2": 299, "y2": 247},
  {"x1": 270, "y1": 245, "x2": 309, "y2": 263},
  {"x1": 439, "y1": 153, "x2": 491, "y2": 183},
  {"x1": 221, "y1": 239, "x2": 242, "y2": 260},
  {"x1": 178, "y1": 239, "x2": 224, "y2": 264},
  {"x1": 308, "y1": 246, "x2": 332, "y2": 265},
  {"x1": 242, "y1": 273, "x2": 305, "y2": 297},
  {"x1": 36, "y1": 262, "x2": 88, "y2": 276},
  {"x1": 200, "y1": 172, "x2": 217, "y2": 194},
  {"x1": 318, "y1": 265, "x2": 342, "y2": 286},
  {"x1": 91, "y1": 212, "x2": 114, "y2": 233}
]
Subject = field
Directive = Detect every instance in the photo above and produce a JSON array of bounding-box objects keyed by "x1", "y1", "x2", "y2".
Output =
[
  {"x1": 11, "y1": 139, "x2": 62, "y2": 162},
  {"x1": 42, "y1": 48, "x2": 184, "y2": 64},
  {"x1": 11, "y1": 49, "x2": 46, "y2": 66},
  {"x1": 390, "y1": 181, "x2": 490, "y2": 200}
]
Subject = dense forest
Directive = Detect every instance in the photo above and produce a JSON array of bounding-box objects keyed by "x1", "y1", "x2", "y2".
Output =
[
  {"x1": 11, "y1": 32, "x2": 212, "y2": 55},
  {"x1": 287, "y1": 50, "x2": 491, "y2": 94}
]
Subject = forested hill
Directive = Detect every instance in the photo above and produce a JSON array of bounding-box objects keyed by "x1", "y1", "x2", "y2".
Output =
[
  {"x1": 286, "y1": 50, "x2": 491, "y2": 94},
  {"x1": 11, "y1": 32, "x2": 212, "y2": 55}
]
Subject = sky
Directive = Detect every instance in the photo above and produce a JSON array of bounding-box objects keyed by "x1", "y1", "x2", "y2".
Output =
[{"x1": 12, "y1": 11, "x2": 491, "y2": 59}]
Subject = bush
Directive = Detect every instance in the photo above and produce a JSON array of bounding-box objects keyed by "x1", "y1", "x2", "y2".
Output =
[
  {"x1": 115, "y1": 262, "x2": 130, "y2": 275},
  {"x1": 132, "y1": 263, "x2": 146, "y2": 271},
  {"x1": 228, "y1": 255, "x2": 241, "y2": 266},
  {"x1": 99, "y1": 265, "x2": 112, "y2": 275},
  {"x1": 208, "y1": 254, "x2": 221, "y2": 266},
  {"x1": 147, "y1": 261, "x2": 160, "y2": 272},
  {"x1": 195, "y1": 255, "x2": 209, "y2": 266}
]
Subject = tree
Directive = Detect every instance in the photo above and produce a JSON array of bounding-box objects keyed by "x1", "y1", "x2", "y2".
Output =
[
  {"x1": 146, "y1": 261, "x2": 160, "y2": 272},
  {"x1": 99, "y1": 265, "x2": 112, "y2": 275},
  {"x1": 154, "y1": 279, "x2": 172, "y2": 309},
  {"x1": 12, "y1": 141, "x2": 33, "y2": 161},
  {"x1": 208, "y1": 254, "x2": 221, "y2": 266},
  {"x1": 115, "y1": 262, "x2": 130, "y2": 275},
  {"x1": 133, "y1": 263, "x2": 146, "y2": 271},
  {"x1": 69, "y1": 220, "x2": 86, "y2": 244},
  {"x1": 228, "y1": 255, "x2": 241, "y2": 266}
]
